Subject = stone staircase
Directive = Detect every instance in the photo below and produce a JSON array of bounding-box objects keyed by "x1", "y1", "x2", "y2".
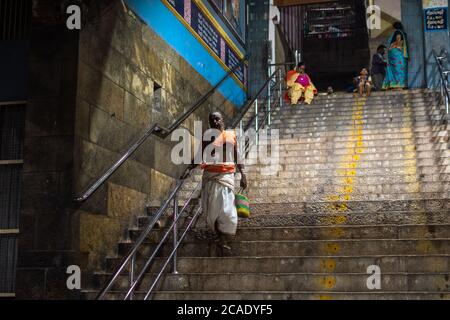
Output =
[{"x1": 85, "y1": 89, "x2": 450, "y2": 300}]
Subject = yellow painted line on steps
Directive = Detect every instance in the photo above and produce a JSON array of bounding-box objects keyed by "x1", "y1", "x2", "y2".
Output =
[
  {"x1": 321, "y1": 276, "x2": 337, "y2": 290},
  {"x1": 321, "y1": 259, "x2": 337, "y2": 272},
  {"x1": 400, "y1": 99, "x2": 430, "y2": 235},
  {"x1": 321, "y1": 96, "x2": 368, "y2": 291},
  {"x1": 330, "y1": 227, "x2": 345, "y2": 238}
]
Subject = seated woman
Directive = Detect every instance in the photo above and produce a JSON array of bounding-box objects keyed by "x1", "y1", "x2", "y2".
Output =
[
  {"x1": 383, "y1": 22, "x2": 409, "y2": 90},
  {"x1": 286, "y1": 62, "x2": 317, "y2": 105},
  {"x1": 355, "y1": 68, "x2": 372, "y2": 97}
]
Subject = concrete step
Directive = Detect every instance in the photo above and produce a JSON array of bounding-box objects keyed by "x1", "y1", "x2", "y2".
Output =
[
  {"x1": 84, "y1": 290, "x2": 450, "y2": 300},
  {"x1": 254, "y1": 135, "x2": 449, "y2": 146},
  {"x1": 246, "y1": 192, "x2": 450, "y2": 203},
  {"x1": 185, "y1": 169, "x2": 450, "y2": 184},
  {"x1": 243, "y1": 156, "x2": 450, "y2": 169},
  {"x1": 184, "y1": 179, "x2": 450, "y2": 194},
  {"x1": 309, "y1": 92, "x2": 436, "y2": 99},
  {"x1": 246, "y1": 173, "x2": 450, "y2": 184},
  {"x1": 105, "y1": 255, "x2": 450, "y2": 274},
  {"x1": 280, "y1": 94, "x2": 439, "y2": 104},
  {"x1": 284, "y1": 94, "x2": 438, "y2": 105},
  {"x1": 118, "y1": 239, "x2": 450, "y2": 258},
  {"x1": 244, "y1": 149, "x2": 450, "y2": 160},
  {"x1": 271, "y1": 105, "x2": 444, "y2": 118},
  {"x1": 92, "y1": 272, "x2": 450, "y2": 292},
  {"x1": 244, "y1": 158, "x2": 450, "y2": 170},
  {"x1": 129, "y1": 225, "x2": 450, "y2": 243},
  {"x1": 267, "y1": 114, "x2": 445, "y2": 127},
  {"x1": 246, "y1": 201, "x2": 450, "y2": 216},
  {"x1": 296, "y1": 94, "x2": 437, "y2": 104},
  {"x1": 270, "y1": 113, "x2": 445, "y2": 124},
  {"x1": 140, "y1": 208, "x2": 450, "y2": 229},
  {"x1": 269, "y1": 121, "x2": 447, "y2": 132},
  {"x1": 250, "y1": 139, "x2": 450, "y2": 151},
  {"x1": 271, "y1": 128, "x2": 450, "y2": 140},
  {"x1": 245, "y1": 181, "x2": 450, "y2": 193},
  {"x1": 269, "y1": 113, "x2": 445, "y2": 125},
  {"x1": 271, "y1": 103, "x2": 443, "y2": 116},
  {"x1": 245, "y1": 164, "x2": 450, "y2": 176},
  {"x1": 273, "y1": 124, "x2": 450, "y2": 135},
  {"x1": 256, "y1": 130, "x2": 449, "y2": 142},
  {"x1": 267, "y1": 115, "x2": 447, "y2": 129},
  {"x1": 175, "y1": 183, "x2": 450, "y2": 202},
  {"x1": 185, "y1": 177, "x2": 450, "y2": 193},
  {"x1": 244, "y1": 159, "x2": 450, "y2": 169}
]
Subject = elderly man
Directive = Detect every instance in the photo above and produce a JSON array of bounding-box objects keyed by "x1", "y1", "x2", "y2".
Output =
[{"x1": 183, "y1": 112, "x2": 247, "y2": 253}]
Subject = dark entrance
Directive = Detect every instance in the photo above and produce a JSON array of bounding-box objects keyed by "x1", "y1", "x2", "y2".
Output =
[
  {"x1": 283, "y1": 0, "x2": 370, "y2": 91},
  {"x1": 0, "y1": 0, "x2": 31, "y2": 298},
  {"x1": 303, "y1": 0, "x2": 370, "y2": 90}
]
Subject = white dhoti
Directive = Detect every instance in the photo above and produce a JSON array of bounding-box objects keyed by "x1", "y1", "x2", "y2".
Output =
[{"x1": 201, "y1": 171, "x2": 237, "y2": 236}]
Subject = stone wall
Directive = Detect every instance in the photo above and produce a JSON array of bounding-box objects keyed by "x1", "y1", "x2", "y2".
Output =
[
  {"x1": 17, "y1": 0, "x2": 82, "y2": 299},
  {"x1": 74, "y1": 0, "x2": 239, "y2": 272},
  {"x1": 18, "y1": 0, "x2": 241, "y2": 299}
]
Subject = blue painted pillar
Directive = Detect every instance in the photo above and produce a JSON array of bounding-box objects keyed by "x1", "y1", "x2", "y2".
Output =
[
  {"x1": 421, "y1": 0, "x2": 450, "y2": 88},
  {"x1": 401, "y1": 0, "x2": 426, "y2": 88}
]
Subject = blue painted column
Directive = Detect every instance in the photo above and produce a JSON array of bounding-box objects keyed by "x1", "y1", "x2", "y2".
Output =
[
  {"x1": 422, "y1": 0, "x2": 450, "y2": 88},
  {"x1": 402, "y1": 0, "x2": 426, "y2": 88}
]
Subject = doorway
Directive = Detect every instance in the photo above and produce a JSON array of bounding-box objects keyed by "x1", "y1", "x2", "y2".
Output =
[{"x1": 302, "y1": 0, "x2": 370, "y2": 91}]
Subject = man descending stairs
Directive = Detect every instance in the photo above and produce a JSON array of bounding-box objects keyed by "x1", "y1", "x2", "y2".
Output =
[{"x1": 87, "y1": 89, "x2": 450, "y2": 300}]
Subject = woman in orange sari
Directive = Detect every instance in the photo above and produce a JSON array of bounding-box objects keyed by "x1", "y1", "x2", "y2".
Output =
[{"x1": 286, "y1": 62, "x2": 317, "y2": 105}]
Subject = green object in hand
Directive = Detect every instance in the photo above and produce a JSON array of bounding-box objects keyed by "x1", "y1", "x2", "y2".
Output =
[{"x1": 235, "y1": 193, "x2": 250, "y2": 218}]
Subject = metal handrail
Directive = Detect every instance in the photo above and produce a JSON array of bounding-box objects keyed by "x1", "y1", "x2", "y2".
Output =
[
  {"x1": 123, "y1": 181, "x2": 202, "y2": 300},
  {"x1": 139, "y1": 70, "x2": 285, "y2": 300},
  {"x1": 230, "y1": 69, "x2": 280, "y2": 129},
  {"x1": 433, "y1": 50, "x2": 450, "y2": 116},
  {"x1": 237, "y1": 69, "x2": 282, "y2": 132},
  {"x1": 241, "y1": 72, "x2": 284, "y2": 155},
  {"x1": 96, "y1": 179, "x2": 185, "y2": 299},
  {"x1": 95, "y1": 67, "x2": 286, "y2": 300},
  {"x1": 74, "y1": 61, "x2": 245, "y2": 203}
]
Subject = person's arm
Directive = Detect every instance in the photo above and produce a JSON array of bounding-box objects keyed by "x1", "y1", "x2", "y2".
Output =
[{"x1": 234, "y1": 140, "x2": 248, "y2": 190}]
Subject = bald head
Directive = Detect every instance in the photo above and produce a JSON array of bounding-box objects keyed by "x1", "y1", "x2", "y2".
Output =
[{"x1": 209, "y1": 112, "x2": 225, "y2": 131}]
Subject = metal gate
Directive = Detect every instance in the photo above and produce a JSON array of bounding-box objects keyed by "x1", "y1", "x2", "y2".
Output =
[
  {"x1": 0, "y1": 0, "x2": 31, "y2": 298},
  {"x1": 0, "y1": 102, "x2": 26, "y2": 298}
]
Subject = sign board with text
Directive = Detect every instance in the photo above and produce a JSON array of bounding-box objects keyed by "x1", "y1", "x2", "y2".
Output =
[
  {"x1": 166, "y1": 0, "x2": 245, "y2": 84},
  {"x1": 423, "y1": 0, "x2": 448, "y2": 32}
]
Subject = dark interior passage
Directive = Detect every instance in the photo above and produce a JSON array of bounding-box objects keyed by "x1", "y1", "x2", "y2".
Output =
[{"x1": 298, "y1": 0, "x2": 370, "y2": 91}]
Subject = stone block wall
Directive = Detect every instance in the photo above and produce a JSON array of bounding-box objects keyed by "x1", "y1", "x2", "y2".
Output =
[
  {"x1": 17, "y1": 1, "x2": 82, "y2": 299},
  {"x1": 74, "y1": 0, "x2": 239, "y2": 272},
  {"x1": 18, "y1": 0, "x2": 241, "y2": 299}
]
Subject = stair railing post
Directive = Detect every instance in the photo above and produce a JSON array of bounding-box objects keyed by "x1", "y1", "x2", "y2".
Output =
[
  {"x1": 268, "y1": 78, "x2": 272, "y2": 128},
  {"x1": 255, "y1": 99, "x2": 259, "y2": 147},
  {"x1": 239, "y1": 119, "x2": 244, "y2": 157},
  {"x1": 444, "y1": 72, "x2": 450, "y2": 115},
  {"x1": 172, "y1": 193, "x2": 178, "y2": 274},
  {"x1": 129, "y1": 253, "x2": 135, "y2": 300},
  {"x1": 279, "y1": 68, "x2": 283, "y2": 109}
]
